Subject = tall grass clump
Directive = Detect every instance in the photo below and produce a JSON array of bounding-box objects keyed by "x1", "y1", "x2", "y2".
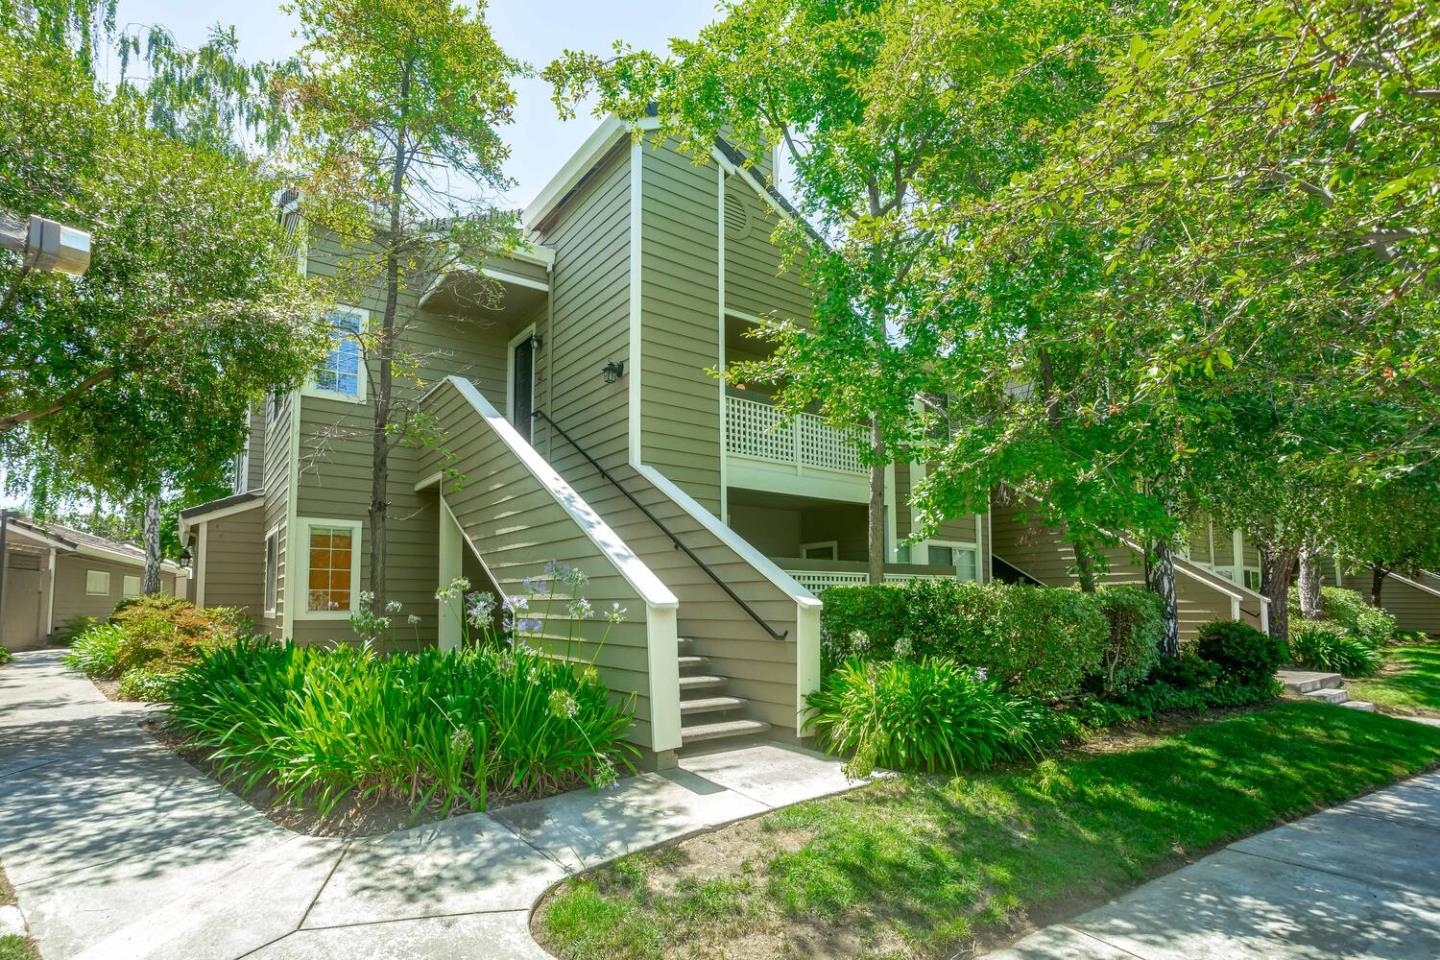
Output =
[{"x1": 167, "y1": 637, "x2": 636, "y2": 817}]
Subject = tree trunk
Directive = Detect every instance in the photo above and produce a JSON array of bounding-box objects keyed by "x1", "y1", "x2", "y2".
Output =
[
  {"x1": 867, "y1": 415, "x2": 885, "y2": 585},
  {"x1": 1297, "y1": 541, "x2": 1324, "y2": 620},
  {"x1": 142, "y1": 492, "x2": 162, "y2": 594},
  {"x1": 1258, "y1": 542, "x2": 1299, "y2": 642},
  {"x1": 1145, "y1": 539, "x2": 1179, "y2": 657},
  {"x1": 1370, "y1": 564, "x2": 1390, "y2": 608},
  {"x1": 1071, "y1": 538, "x2": 1098, "y2": 593}
]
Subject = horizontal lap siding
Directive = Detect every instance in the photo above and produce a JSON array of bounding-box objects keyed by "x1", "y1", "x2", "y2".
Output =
[
  {"x1": 260, "y1": 392, "x2": 293, "y2": 638},
  {"x1": 641, "y1": 143, "x2": 722, "y2": 514},
  {"x1": 202, "y1": 508, "x2": 264, "y2": 620},
  {"x1": 245, "y1": 405, "x2": 266, "y2": 491},
  {"x1": 1340, "y1": 571, "x2": 1440, "y2": 634},
  {"x1": 420, "y1": 384, "x2": 657, "y2": 747},
  {"x1": 292, "y1": 237, "x2": 513, "y2": 649},
  {"x1": 723, "y1": 176, "x2": 810, "y2": 323},
  {"x1": 51, "y1": 556, "x2": 142, "y2": 628}
]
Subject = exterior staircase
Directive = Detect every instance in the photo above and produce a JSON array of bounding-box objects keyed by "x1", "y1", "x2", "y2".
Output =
[
  {"x1": 677, "y1": 638, "x2": 772, "y2": 747},
  {"x1": 1277, "y1": 670, "x2": 1376, "y2": 712}
]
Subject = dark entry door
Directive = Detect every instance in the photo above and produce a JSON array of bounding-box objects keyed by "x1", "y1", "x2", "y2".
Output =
[{"x1": 512, "y1": 336, "x2": 534, "y2": 443}]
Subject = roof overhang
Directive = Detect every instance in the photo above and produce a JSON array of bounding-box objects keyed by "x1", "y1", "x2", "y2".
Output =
[{"x1": 179, "y1": 490, "x2": 265, "y2": 537}]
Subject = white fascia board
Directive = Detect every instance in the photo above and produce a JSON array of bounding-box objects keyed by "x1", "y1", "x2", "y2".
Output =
[
  {"x1": 524, "y1": 116, "x2": 660, "y2": 230},
  {"x1": 436, "y1": 376, "x2": 678, "y2": 609},
  {"x1": 1389, "y1": 572, "x2": 1440, "y2": 600},
  {"x1": 72, "y1": 542, "x2": 179, "y2": 573},
  {"x1": 5, "y1": 524, "x2": 72, "y2": 552}
]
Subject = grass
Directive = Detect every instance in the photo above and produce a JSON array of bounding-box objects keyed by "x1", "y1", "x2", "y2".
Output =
[
  {"x1": 1348, "y1": 643, "x2": 1440, "y2": 717},
  {"x1": 535, "y1": 702, "x2": 1440, "y2": 960},
  {"x1": 0, "y1": 862, "x2": 37, "y2": 960}
]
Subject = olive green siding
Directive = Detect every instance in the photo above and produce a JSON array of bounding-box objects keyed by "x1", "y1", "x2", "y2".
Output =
[
  {"x1": 243, "y1": 406, "x2": 266, "y2": 492},
  {"x1": 727, "y1": 503, "x2": 802, "y2": 558},
  {"x1": 199, "y1": 507, "x2": 264, "y2": 620},
  {"x1": 639, "y1": 140, "x2": 722, "y2": 513},
  {"x1": 1336, "y1": 570, "x2": 1440, "y2": 634},
  {"x1": 723, "y1": 175, "x2": 810, "y2": 324},
  {"x1": 894, "y1": 462, "x2": 989, "y2": 579},
  {"x1": 260, "y1": 391, "x2": 294, "y2": 638},
  {"x1": 989, "y1": 498, "x2": 1257, "y2": 640},
  {"x1": 50, "y1": 555, "x2": 175, "y2": 629},
  {"x1": 289, "y1": 236, "x2": 519, "y2": 648},
  {"x1": 420, "y1": 380, "x2": 659, "y2": 746}
]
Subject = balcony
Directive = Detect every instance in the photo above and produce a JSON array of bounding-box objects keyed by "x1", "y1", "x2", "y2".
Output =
[
  {"x1": 725, "y1": 394, "x2": 869, "y2": 500},
  {"x1": 775, "y1": 557, "x2": 961, "y2": 596}
]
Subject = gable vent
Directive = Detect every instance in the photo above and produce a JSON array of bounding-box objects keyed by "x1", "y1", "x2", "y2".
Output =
[{"x1": 724, "y1": 192, "x2": 752, "y2": 240}]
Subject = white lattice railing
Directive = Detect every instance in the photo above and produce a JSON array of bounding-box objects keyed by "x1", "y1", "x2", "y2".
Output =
[
  {"x1": 783, "y1": 569, "x2": 953, "y2": 595},
  {"x1": 726, "y1": 395, "x2": 866, "y2": 475}
]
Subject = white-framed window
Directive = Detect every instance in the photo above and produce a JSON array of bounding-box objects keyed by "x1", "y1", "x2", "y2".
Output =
[
  {"x1": 304, "y1": 306, "x2": 368, "y2": 401},
  {"x1": 1243, "y1": 568, "x2": 1262, "y2": 592},
  {"x1": 85, "y1": 569, "x2": 111, "y2": 596},
  {"x1": 122, "y1": 575, "x2": 142, "y2": 597},
  {"x1": 296, "y1": 518, "x2": 362, "y2": 619},
  {"x1": 233, "y1": 410, "x2": 252, "y2": 494},
  {"x1": 800, "y1": 541, "x2": 839, "y2": 561},
  {"x1": 928, "y1": 541, "x2": 980, "y2": 582},
  {"x1": 263, "y1": 527, "x2": 279, "y2": 616}
]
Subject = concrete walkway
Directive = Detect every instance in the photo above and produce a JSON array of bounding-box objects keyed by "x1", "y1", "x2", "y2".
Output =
[
  {"x1": 985, "y1": 769, "x2": 1440, "y2": 959},
  {"x1": 0, "y1": 650, "x2": 863, "y2": 959}
]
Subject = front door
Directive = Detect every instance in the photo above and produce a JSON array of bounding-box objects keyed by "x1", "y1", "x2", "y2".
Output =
[{"x1": 512, "y1": 335, "x2": 534, "y2": 443}]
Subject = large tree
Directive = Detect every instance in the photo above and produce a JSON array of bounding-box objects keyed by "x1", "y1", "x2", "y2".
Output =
[
  {"x1": 547, "y1": 0, "x2": 1118, "y2": 584},
  {"x1": 280, "y1": 0, "x2": 521, "y2": 609}
]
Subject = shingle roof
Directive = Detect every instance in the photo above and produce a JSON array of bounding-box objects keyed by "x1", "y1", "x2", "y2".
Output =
[{"x1": 6, "y1": 515, "x2": 145, "y2": 560}]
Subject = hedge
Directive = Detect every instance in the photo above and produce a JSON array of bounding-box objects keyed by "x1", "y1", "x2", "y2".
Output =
[
  {"x1": 1289, "y1": 586, "x2": 1396, "y2": 648},
  {"x1": 818, "y1": 580, "x2": 1158, "y2": 700}
]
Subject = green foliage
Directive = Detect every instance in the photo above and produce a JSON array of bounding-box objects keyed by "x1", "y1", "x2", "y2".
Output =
[
  {"x1": 0, "y1": 645, "x2": 11, "y2": 666},
  {"x1": 61, "y1": 622, "x2": 126, "y2": 678},
  {"x1": 1150, "y1": 652, "x2": 1220, "y2": 691},
  {"x1": 165, "y1": 638, "x2": 637, "y2": 817},
  {"x1": 1294, "y1": 586, "x2": 1397, "y2": 648},
  {"x1": 1196, "y1": 619, "x2": 1287, "y2": 685},
  {"x1": 1091, "y1": 586, "x2": 1163, "y2": 693},
  {"x1": 1290, "y1": 621, "x2": 1382, "y2": 678},
  {"x1": 819, "y1": 580, "x2": 1109, "y2": 700},
  {"x1": 804, "y1": 657, "x2": 1036, "y2": 778},
  {"x1": 59, "y1": 596, "x2": 245, "y2": 688},
  {"x1": 51, "y1": 615, "x2": 98, "y2": 645},
  {"x1": 116, "y1": 665, "x2": 177, "y2": 702}
]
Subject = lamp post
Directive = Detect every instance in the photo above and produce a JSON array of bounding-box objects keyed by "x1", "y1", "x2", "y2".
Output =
[{"x1": 1, "y1": 212, "x2": 92, "y2": 276}]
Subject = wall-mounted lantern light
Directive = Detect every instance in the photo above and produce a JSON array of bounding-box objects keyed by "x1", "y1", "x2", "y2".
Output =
[
  {"x1": 601, "y1": 360, "x2": 625, "y2": 384},
  {"x1": 178, "y1": 545, "x2": 193, "y2": 565},
  {"x1": 527, "y1": 333, "x2": 543, "y2": 351}
]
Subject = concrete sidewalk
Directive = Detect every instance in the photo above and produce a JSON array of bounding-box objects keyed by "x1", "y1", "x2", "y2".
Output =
[
  {"x1": 0, "y1": 650, "x2": 863, "y2": 960},
  {"x1": 985, "y1": 769, "x2": 1440, "y2": 959}
]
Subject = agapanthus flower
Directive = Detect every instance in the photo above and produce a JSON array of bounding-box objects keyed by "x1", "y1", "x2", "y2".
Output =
[
  {"x1": 604, "y1": 602, "x2": 627, "y2": 624},
  {"x1": 567, "y1": 598, "x2": 593, "y2": 620},
  {"x1": 548, "y1": 688, "x2": 581, "y2": 720},
  {"x1": 385, "y1": 599, "x2": 403, "y2": 614}
]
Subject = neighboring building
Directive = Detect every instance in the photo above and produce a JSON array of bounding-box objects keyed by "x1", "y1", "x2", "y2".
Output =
[
  {"x1": 178, "y1": 116, "x2": 1436, "y2": 765},
  {"x1": 0, "y1": 516, "x2": 184, "y2": 651}
]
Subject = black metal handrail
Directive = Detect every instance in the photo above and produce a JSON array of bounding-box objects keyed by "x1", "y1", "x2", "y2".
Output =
[{"x1": 532, "y1": 409, "x2": 787, "y2": 641}]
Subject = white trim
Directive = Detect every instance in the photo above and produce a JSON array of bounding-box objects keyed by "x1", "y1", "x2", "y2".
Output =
[
  {"x1": 724, "y1": 308, "x2": 763, "y2": 325},
  {"x1": 924, "y1": 538, "x2": 982, "y2": 582},
  {"x1": 293, "y1": 517, "x2": 364, "y2": 620},
  {"x1": 800, "y1": 541, "x2": 840, "y2": 561},
  {"x1": 122, "y1": 574, "x2": 141, "y2": 598},
  {"x1": 795, "y1": 600, "x2": 821, "y2": 736},
  {"x1": 302, "y1": 305, "x2": 369, "y2": 403},
  {"x1": 430, "y1": 377, "x2": 679, "y2": 608},
  {"x1": 67, "y1": 542, "x2": 180, "y2": 574},
  {"x1": 282, "y1": 389, "x2": 302, "y2": 639},
  {"x1": 436, "y1": 497, "x2": 464, "y2": 652},
  {"x1": 235, "y1": 408, "x2": 252, "y2": 495},
  {"x1": 480, "y1": 266, "x2": 549, "y2": 292},
  {"x1": 5, "y1": 524, "x2": 70, "y2": 551},
  {"x1": 414, "y1": 472, "x2": 443, "y2": 492},
  {"x1": 263, "y1": 523, "x2": 280, "y2": 618},
  {"x1": 45, "y1": 547, "x2": 56, "y2": 637},
  {"x1": 646, "y1": 604, "x2": 682, "y2": 752},
  {"x1": 717, "y1": 163, "x2": 729, "y2": 526},
  {"x1": 628, "y1": 137, "x2": 644, "y2": 465},
  {"x1": 1390, "y1": 571, "x2": 1440, "y2": 600},
  {"x1": 1231, "y1": 528, "x2": 1245, "y2": 586},
  {"x1": 195, "y1": 522, "x2": 208, "y2": 607},
  {"x1": 709, "y1": 145, "x2": 792, "y2": 225},
  {"x1": 524, "y1": 116, "x2": 659, "y2": 230},
  {"x1": 506, "y1": 322, "x2": 538, "y2": 435},
  {"x1": 884, "y1": 464, "x2": 898, "y2": 561}
]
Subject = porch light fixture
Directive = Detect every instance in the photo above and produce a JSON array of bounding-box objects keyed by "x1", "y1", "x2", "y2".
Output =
[
  {"x1": 527, "y1": 333, "x2": 543, "y2": 350},
  {"x1": 178, "y1": 546, "x2": 193, "y2": 565},
  {"x1": 601, "y1": 360, "x2": 625, "y2": 384}
]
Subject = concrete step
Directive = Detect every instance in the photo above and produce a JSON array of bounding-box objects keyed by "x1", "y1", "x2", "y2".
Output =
[
  {"x1": 677, "y1": 655, "x2": 707, "y2": 671},
  {"x1": 1304, "y1": 687, "x2": 1350, "y2": 705},
  {"x1": 1278, "y1": 670, "x2": 1344, "y2": 694},
  {"x1": 680, "y1": 718, "x2": 771, "y2": 745},
  {"x1": 679, "y1": 695, "x2": 748, "y2": 716},
  {"x1": 678, "y1": 674, "x2": 726, "y2": 691},
  {"x1": 1341, "y1": 700, "x2": 1377, "y2": 712}
]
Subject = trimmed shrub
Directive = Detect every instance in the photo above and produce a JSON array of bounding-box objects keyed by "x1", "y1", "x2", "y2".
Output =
[
  {"x1": 805, "y1": 656, "x2": 1036, "y2": 777},
  {"x1": 167, "y1": 638, "x2": 637, "y2": 816},
  {"x1": 1196, "y1": 619, "x2": 1287, "y2": 685},
  {"x1": 1289, "y1": 586, "x2": 1396, "y2": 648},
  {"x1": 1091, "y1": 587, "x2": 1164, "y2": 693},
  {"x1": 820, "y1": 580, "x2": 1108, "y2": 699},
  {"x1": 61, "y1": 623, "x2": 127, "y2": 678},
  {"x1": 1290, "y1": 620, "x2": 1382, "y2": 676},
  {"x1": 60, "y1": 596, "x2": 246, "y2": 691},
  {"x1": 1150, "y1": 652, "x2": 1221, "y2": 690}
]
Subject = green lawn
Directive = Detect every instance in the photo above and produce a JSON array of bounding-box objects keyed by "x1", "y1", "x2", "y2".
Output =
[
  {"x1": 1348, "y1": 643, "x2": 1440, "y2": 717},
  {"x1": 535, "y1": 702, "x2": 1440, "y2": 960}
]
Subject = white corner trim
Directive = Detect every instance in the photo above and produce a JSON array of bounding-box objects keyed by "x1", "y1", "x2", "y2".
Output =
[
  {"x1": 195, "y1": 522, "x2": 208, "y2": 608},
  {"x1": 794, "y1": 599, "x2": 821, "y2": 736},
  {"x1": 631, "y1": 461, "x2": 820, "y2": 608},
  {"x1": 413, "y1": 471, "x2": 443, "y2": 493},
  {"x1": 292, "y1": 516, "x2": 364, "y2": 620},
  {"x1": 436, "y1": 376, "x2": 678, "y2": 609},
  {"x1": 717, "y1": 162, "x2": 729, "y2": 526},
  {"x1": 628, "y1": 137, "x2": 644, "y2": 466},
  {"x1": 45, "y1": 547, "x2": 57, "y2": 637},
  {"x1": 709, "y1": 145, "x2": 792, "y2": 224},
  {"x1": 646, "y1": 604, "x2": 683, "y2": 752},
  {"x1": 884, "y1": 463, "x2": 898, "y2": 561},
  {"x1": 180, "y1": 497, "x2": 263, "y2": 536},
  {"x1": 283, "y1": 389, "x2": 303, "y2": 639}
]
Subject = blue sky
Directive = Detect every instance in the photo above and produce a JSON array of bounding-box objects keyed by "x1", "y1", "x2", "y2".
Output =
[{"x1": 109, "y1": 0, "x2": 721, "y2": 209}]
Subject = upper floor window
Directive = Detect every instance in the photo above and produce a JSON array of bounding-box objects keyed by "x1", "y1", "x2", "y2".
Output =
[{"x1": 306, "y1": 307, "x2": 367, "y2": 401}]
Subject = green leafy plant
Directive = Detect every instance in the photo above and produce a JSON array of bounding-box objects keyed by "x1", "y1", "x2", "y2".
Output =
[
  {"x1": 166, "y1": 636, "x2": 637, "y2": 817},
  {"x1": 52, "y1": 615, "x2": 99, "y2": 646},
  {"x1": 1196, "y1": 620, "x2": 1287, "y2": 685},
  {"x1": 1290, "y1": 587, "x2": 1398, "y2": 648},
  {"x1": 805, "y1": 656, "x2": 1036, "y2": 778},
  {"x1": 0, "y1": 645, "x2": 12, "y2": 666},
  {"x1": 59, "y1": 596, "x2": 246, "y2": 691},
  {"x1": 1091, "y1": 586, "x2": 1164, "y2": 693},
  {"x1": 1290, "y1": 621, "x2": 1382, "y2": 677},
  {"x1": 819, "y1": 581, "x2": 1109, "y2": 700},
  {"x1": 61, "y1": 623, "x2": 127, "y2": 678},
  {"x1": 116, "y1": 666, "x2": 178, "y2": 702}
]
